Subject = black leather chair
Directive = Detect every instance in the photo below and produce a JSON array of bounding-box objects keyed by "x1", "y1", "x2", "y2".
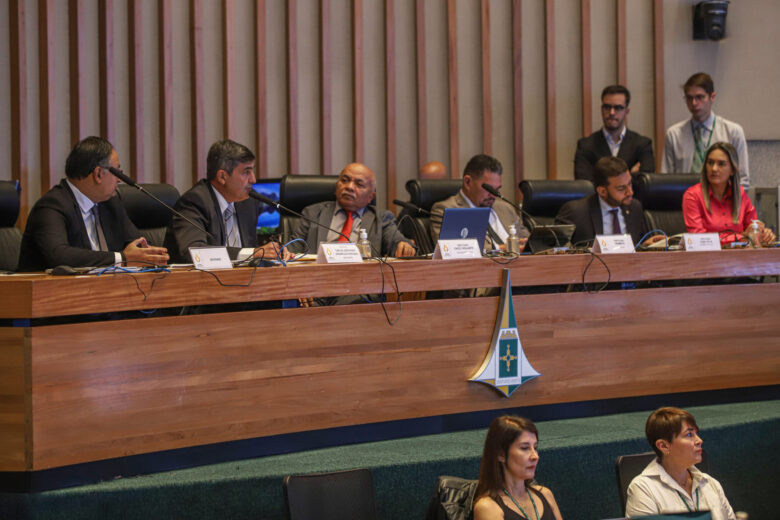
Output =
[
  {"x1": 117, "y1": 183, "x2": 180, "y2": 246},
  {"x1": 616, "y1": 450, "x2": 708, "y2": 515},
  {"x1": 424, "y1": 475, "x2": 478, "y2": 520},
  {"x1": 277, "y1": 174, "x2": 339, "y2": 244},
  {"x1": 283, "y1": 468, "x2": 378, "y2": 520},
  {"x1": 400, "y1": 179, "x2": 462, "y2": 254},
  {"x1": 632, "y1": 173, "x2": 699, "y2": 236},
  {"x1": 519, "y1": 179, "x2": 595, "y2": 227},
  {"x1": 0, "y1": 180, "x2": 22, "y2": 272}
]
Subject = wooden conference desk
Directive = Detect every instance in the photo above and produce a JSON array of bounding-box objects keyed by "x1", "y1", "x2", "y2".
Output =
[{"x1": 1, "y1": 250, "x2": 779, "y2": 472}]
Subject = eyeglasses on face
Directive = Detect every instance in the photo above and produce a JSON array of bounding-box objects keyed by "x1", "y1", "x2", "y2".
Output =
[{"x1": 601, "y1": 103, "x2": 626, "y2": 112}]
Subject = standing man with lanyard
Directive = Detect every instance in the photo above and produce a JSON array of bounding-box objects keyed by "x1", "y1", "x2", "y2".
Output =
[{"x1": 662, "y1": 72, "x2": 749, "y2": 188}]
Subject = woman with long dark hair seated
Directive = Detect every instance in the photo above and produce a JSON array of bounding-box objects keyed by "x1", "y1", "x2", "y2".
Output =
[
  {"x1": 682, "y1": 141, "x2": 775, "y2": 245},
  {"x1": 473, "y1": 415, "x2": 562, "y2": 520}
]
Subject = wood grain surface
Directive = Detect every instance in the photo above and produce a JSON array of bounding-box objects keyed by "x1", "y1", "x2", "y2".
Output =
[
  {"x1": 0, "y1": 282, "x2": 777, "y2": 470},
  {"x1": 1, "y1": 250, "x2": 779, "y2": 319}
]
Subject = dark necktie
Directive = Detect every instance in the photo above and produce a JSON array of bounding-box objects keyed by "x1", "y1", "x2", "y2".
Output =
[
  {"x1": 609, "y1": 208, "x2": 621, "y2": 235},
  {"x1": 91, "y1": 206, "x2": 108, "y2": 251}
]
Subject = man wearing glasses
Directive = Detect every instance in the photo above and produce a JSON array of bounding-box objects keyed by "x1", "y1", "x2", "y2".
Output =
[
  {"x1": 574, "y1": 85, "x2": 655, "y2": 183},
  {"x1": 556, "y1": 156, "x2": 649, "y2": 247},
  {"x1": 663, "y1": 72, "x2": 749, "y2": 188}
]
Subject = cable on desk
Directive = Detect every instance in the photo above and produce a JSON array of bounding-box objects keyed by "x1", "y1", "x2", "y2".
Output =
[{"x1": 581, "y1": 251, "x2": 611, "y2": 293}]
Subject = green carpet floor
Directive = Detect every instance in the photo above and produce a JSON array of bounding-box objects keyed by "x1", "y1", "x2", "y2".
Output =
[{"x1": 1, "y1": 400, "x2": 778, "y2": 519}]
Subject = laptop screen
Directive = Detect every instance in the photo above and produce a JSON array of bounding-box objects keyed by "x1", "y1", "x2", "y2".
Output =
[{"x1": 252, "y1": 179, "x2": 281, "y2": 234}]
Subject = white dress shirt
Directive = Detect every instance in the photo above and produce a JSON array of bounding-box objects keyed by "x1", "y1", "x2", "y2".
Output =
[
  {"x1": 460, "y1": 190, "x2": 509, "y2": 243},
  {"x1": 626, "y1": 458, "x2": 736, "y2": 520},
  {"x1": 598, "y1": 196, "x2": 627, "y2": 235},
  {"x1": 66, "y1": 179, "x2": 121, "y2": 265},
  {"x1": 603, "y1": 126, "x2": 627, "y2": 157},
  {"x1": 212, "y1": 188, "x2": 256, "y2": 261}
]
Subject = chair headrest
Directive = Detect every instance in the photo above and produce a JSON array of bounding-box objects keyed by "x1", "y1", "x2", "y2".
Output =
[
  {"x1": 519, "y1": 179, "x2": 595, "y2": 218},
  {"x1": 0, "y1": 180, "x2": 21, "y2": 227},
  {"x1": 633, "y1": 173, "x2": 699, "y2": 211},
  {"x1": 404, "y1": 179, "x2": 462, "y2": 211},
  {"x1": 279, "y1": 175, "x2": 339, "y2": 214},
  {"x1": 117, "y1": 183, "x2": 180, "y2": 229}
]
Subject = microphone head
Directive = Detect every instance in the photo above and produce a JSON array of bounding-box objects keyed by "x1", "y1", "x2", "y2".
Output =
[
  {"x1": 481, "y1": 183, "x2": 501, "y2": 197},
  {"x1": 248, "y1": 189, "x2": 277, "y2": 206},
  {"x1": 107, "y1": 167, "x2": 137, "y2": 187}
]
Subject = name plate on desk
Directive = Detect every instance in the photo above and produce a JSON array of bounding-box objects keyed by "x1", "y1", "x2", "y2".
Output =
[
  {"x1": 189, "y1": 246, "x2": 232, "y2": 270},
  {"x1": 593, "y1": 234, "x2": 635, "y2": 254},
  {"x1": 682, "y1": 232, "x2": 721, "y2": 251},
  {"x1": 433, "y1": 239, "x2": 482, "y2": 260},
  {"x1": 317, "y1": 242, "x2": 364, "y2": 263}
]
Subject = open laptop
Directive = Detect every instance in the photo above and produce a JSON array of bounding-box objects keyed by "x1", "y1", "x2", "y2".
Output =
[{"x1": 438, "y1": 207, "x2": 491, "y2": 251}]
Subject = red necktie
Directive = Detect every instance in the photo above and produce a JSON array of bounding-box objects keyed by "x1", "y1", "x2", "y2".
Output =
[{"x1": 338, "y1": 211, "x2": 354, "y2": 242}]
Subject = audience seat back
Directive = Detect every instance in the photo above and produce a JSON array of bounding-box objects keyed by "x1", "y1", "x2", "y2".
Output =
[
  {"x1": 278, "y1": 174, "x2": 338, "y2": 244},
  {"x1": 283, "y1": 468, "x2": 378, "y2": 520}
]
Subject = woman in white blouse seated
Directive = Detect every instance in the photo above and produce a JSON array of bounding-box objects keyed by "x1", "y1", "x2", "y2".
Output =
[{"x1": 626, "y1": 407, "x2": 736, "y2": 520}]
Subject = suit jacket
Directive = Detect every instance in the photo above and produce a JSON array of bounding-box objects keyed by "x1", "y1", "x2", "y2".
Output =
[
  {"x1": 555, "y1": 193, "x2": 648, "y2": 246},
  {"x1": 163, "y1": 179, "x2": 261, "y2": 263},
  {"x1": 574, "y1": 129, "x2": 655, "y2": 182},
  {"x1": 18, "y1": 179, "x2": 140, "y2": 271},
  {"x1": 290, "y1": 201, "x2": 410, "y2": 256},
  {"x1": 429, "y1": 192, "x2": 529, "y2": 247}
]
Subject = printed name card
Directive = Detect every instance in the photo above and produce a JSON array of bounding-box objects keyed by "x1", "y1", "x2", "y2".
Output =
[
  {"x1": 433, "y1": 239, "x2": 482, "y2": 260},
  {"x1": 189, "y1": 246, "x2": 233, "y2": 270},
  {"x1": 682, "y1": 233, "x2": 721, "y2": 251},
  {"x1": 592, "y1": 234, "x2": 635, "y2": 254},
  {"x1": 316, "y1": 242, "x2": 364, "y2": 263}
]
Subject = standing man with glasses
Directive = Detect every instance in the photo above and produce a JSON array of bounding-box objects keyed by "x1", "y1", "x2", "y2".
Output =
[
  {"x1": 663, "y1": 72, "x2": 749, "y2": 188},
  {"x1": 574, "y1": 85, "x2": 655, "y2": 183}
]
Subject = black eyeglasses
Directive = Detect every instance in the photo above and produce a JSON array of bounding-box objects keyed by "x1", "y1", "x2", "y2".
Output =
[{"x1": 601, "y1": 103, "x2": 626, "y2": 112}]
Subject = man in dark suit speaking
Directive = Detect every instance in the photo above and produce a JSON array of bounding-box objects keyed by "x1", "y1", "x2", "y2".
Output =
[
  {"x1": 574, "y1": 85, "x2": 654, "y2": 182},
  {"x1": 18, "y1": 136, "x2": 169, "y2": 271},
  {"x1": 556, "y1": 156, "x2": 649, "y2": 247},
  {"x1": 164, "y1": 139, "x2": 289, "y2": 263}
]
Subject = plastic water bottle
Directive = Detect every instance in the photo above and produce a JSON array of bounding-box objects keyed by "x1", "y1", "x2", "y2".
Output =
[
  {"x1": 506, "y1": 225, "x2": 520, "y2": 255},
  {"x1": 357, "y1": 228, "x2": 371, "y2": 259},
  {"x1": 749, "y1": 220, "x2": 761, "y2": 248}
]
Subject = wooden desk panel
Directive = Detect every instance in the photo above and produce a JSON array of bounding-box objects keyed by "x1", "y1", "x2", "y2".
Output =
[
  {"x1": 16, "y1": 283, "x2": 780, "y2": 470},
  {"x1": 0, "y1": 328, "x2": 28, "y2": 471},
  {"x1": 2, "y1": 249, "x2": 779, "y2": 318}
]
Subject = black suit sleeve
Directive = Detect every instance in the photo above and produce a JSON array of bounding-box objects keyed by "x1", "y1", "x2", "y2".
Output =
[
  {"x1": 635, "y1": 136, "x2": 655, "y2": 172},
  {"x1": 573, "y1": 138, "x2": 595, "y2": 182}
]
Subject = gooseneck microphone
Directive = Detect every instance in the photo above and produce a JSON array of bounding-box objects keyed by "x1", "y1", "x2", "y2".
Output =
[
  {"x1": 107, "y1": 167, "x2": 215, "y2": 239},
  {"x1": 392, "y1": 199, "x2": 431, "y2": 216},
  {"x1": 248, "y1": 190, "x2": 350, "y2": 242},
  {"x1": 481, "y1": 182, "x2": 539, "y2": 230}
]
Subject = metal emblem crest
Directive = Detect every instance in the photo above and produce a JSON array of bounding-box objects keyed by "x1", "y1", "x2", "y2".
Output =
[{"x1": 469, "y1": 269, "x2": 540, "y2": 397}]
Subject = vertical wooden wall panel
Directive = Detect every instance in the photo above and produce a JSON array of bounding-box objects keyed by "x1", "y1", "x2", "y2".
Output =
[
  {"x1": 415, "y1": 0, "x2": 426, "y2": 169},
  {"x1": 581, "y1": 0, "x2": 592, "y2": 138},
  {"x1": 38, "y1": 0, "x2": 58, "y2": 192},
  {"x1": 190, "y1": 0, "x2": 205, "y2": 185},
  {"x1": 128, "y1": 0, "x2": 145, "y2": 182},
  {"x1": 98, "y1": 0, "x2": 115, "y2": 144},
  {"x1": 616, "y1": 0, "x2": 627, "y2": 86},
  {"x1": 255, "y1": 0, "x2": 269, "y2": 177},
  {"x1": 321, "y1": 0, "x2": 331, "y2": 175},
  {"x1": 352, "y1": 0, "x2": 364, "y2": 163},
  {"x1": 545, "y1": 0, "x2": 556, "y2": 179},
  {"x1": 159, "y1": 0, "x2": 174, "y2": 184},
  {"x1": 480, "y1": 0, "x2": 491, "y2": 155},
  {"x1": 223, "y1": 0, "x2": 234, "y2": 138},
  {"x1": 511, "y1": 0, "x2": 523, "y2": 196},
  {"x1": 385, "y1": 0, "x2": 396, "y2": 207},
  {"x1": 446, "y1": 0, "x2": 459, "y2": 178},
  {"x1": 68, "y1": 0, "x2": 87, "y2": 141},
  {"x1": 287, "y1": 0, "x2": 299, "y2": 173},
  {"x1": 653, "y1": 0, "x2": 664, "y2": 162},
  {"x1": 10, "y1": 0, "x2": 28, "y2": 226}
]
